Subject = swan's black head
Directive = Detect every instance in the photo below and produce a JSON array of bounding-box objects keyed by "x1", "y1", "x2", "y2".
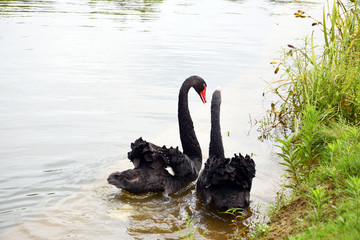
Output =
[
  {"x1": 187, "y1": 75, "x2": 207, "y2": 103},
  {"x1": 211, "y1": 88, "x2": 222, "y2": 106}
]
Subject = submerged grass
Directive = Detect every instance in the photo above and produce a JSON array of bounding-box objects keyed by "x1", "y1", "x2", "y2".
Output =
[
  {"x1": 252, "y1": 0, "x2": 360, "y2": 239},
  {"x1": 177, "y1": 215, "x2": 206, "y2": 240}
]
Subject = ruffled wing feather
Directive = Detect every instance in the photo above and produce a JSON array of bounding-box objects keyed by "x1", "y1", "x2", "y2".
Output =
[{"x1": 206, "y1": 153, "x2": 256, "y2": 190}]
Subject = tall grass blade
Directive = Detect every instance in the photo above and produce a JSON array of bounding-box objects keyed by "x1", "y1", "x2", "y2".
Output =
[
  {"x1": 331, "y1": 0, "x2": 337, "y2": 42},
  {"x1": 323, "y1": 6, "x2": 329, "y2": 48},
  {"x1": 310, "y1": 32, "x2": 317, "y2": 68}
]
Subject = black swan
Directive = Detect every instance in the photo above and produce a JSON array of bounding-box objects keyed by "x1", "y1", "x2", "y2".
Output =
[
  {"x1": 108, "y1": 76, "x2": 207, "y2": 195},
  {"x1": 196, "y1": 89, "x2": 256, "y2": 211}
]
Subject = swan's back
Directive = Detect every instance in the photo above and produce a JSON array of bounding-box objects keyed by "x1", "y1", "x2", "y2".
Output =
[
  {"x1": 108, "y1": 138, "x2": 171, "y2": 193},
  {"x1": 127, "y1": 137, "x2": 167, "y2": 170},
  {"x1": 198, "y1": 153, "x2": 255, "y2": 211},
  {"x1": 108, "y1": 137, "x2": 203, "y2": 194}
]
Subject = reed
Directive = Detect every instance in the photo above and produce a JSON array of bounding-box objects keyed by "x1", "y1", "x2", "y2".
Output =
[{"x1": 265, "y1": 0, "x2": 360, "y2": 132}]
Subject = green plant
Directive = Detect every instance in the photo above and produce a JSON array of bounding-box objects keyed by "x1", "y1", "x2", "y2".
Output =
[
  {"x1": 224, "y1": 208, "x2": 247, "y2": 240},
  {"x1": 177, "y1": 215, "x2": 206, "y2": 240},
  {"x1": 306, "y1": 188, "x2": 331, "y2": 222},
  {"x1": 322, "y1": 124, "x2": 360, "y2": 178},
  {"x1": 276, "y1": 107, "x2": 325, "y2": 190},
  {"x1": 296, "y1": 106, "x2": 323, "y2": 172},
  {"x1": 345, "y1": 176, "x2": 360, "y2": 225},
  {"x1": 252, "y1": 222, "x2": 271, "y2": 238},
  {"x1": 276, "y1": 132, "x2": 302, "y2": 189}
]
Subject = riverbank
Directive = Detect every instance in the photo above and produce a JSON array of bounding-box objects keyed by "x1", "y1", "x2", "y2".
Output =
[{"x1": 251, "y1": 0, "x2": 360, "y2": 239}]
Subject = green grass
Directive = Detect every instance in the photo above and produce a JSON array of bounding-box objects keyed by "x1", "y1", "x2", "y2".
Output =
[
  {"x1": 177, "y1": 215, "x2": 206, "y2": 240},
  {"x1": 256, "y1": 122, "x2": 360, "y2": 240},
  {"x1": 289, "y1": 175, "x2": 360, "y2": 240}
]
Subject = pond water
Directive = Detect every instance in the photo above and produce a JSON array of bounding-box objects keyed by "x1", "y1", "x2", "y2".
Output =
[{"x1": 0, "y1": 0, "x2": 324, "y2": 239}]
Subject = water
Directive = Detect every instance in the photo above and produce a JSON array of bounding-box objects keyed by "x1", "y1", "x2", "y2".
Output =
[{"x1": 0, "y1": 0, "x2": 324, "y2": 239}]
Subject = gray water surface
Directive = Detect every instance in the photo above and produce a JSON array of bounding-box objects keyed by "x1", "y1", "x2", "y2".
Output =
[{"x1": 0, "y1": 0, "x2": 324, "y2": 239}]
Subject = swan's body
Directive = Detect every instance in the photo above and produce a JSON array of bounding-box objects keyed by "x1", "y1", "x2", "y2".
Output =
[
  {"x1": 196, "y1": 89, "x2": 256, "y2": 211},
  {"x1": 108, "y1": 76, "x2": 207, "y2": 195}
]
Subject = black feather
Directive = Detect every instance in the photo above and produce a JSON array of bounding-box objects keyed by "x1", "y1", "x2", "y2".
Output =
[
  {"x1": 108, "y1": 76, "x2": 207, "y2": 195},
  {"x1": 197, "y1": 89, "x2": 256, "y2": 211}
]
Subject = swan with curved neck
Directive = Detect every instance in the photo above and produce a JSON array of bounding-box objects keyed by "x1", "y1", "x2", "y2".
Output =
[
  {"x1": 108, "y1": 76, "x2": 207, "y2": 195},
  {"x1": 196, "y1": 89, "x2": 256, "y2": 211}
]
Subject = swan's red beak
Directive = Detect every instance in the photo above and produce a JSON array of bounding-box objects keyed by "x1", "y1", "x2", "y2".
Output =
[{"x1": 200, "y1": 84, "x2": 207, "y2": 103}]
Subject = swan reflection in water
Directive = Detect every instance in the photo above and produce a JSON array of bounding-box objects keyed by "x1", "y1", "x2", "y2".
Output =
[{"x1": 107, "y1": 182, "x2": 254, "y2": 240}]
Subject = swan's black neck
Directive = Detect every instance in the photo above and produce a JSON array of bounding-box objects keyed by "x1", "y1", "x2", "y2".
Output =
[
  {"x1": 178, "y1": 79, "x2": 202, "y2": 160},
  {"x1": 209, "y1": 91, "x2": 224, "y2": 158}
]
